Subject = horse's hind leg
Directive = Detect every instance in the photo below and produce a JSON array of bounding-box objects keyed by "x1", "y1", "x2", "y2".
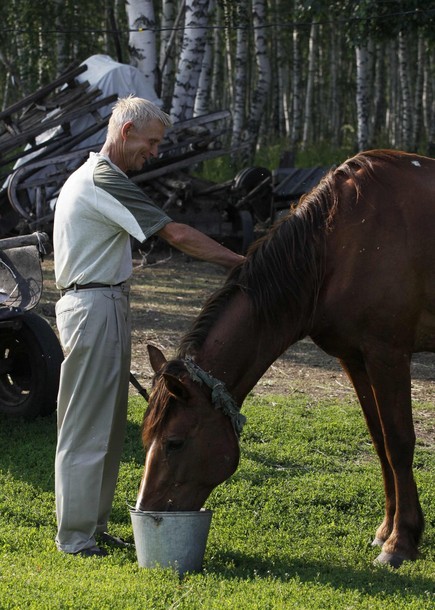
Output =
[
  {"x1": 340, "y1": 359, "x2": 396, "y2": 546},
  {"x1": 363, "y1": 352, "x2": 424, "y2": 566}
]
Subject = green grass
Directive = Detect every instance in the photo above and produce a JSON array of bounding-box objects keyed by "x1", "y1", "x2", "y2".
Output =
[{"x1": 1, "y1": 394, "x2": 434, "y2": 609}]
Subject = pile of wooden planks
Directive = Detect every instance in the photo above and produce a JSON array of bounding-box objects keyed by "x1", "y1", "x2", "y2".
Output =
[
  {"x1": 0, "y1": 61, "x2": 248, "y2": 244},
  {"x1": 0, "y1": 63, "x2": 116, "y2": 180}
]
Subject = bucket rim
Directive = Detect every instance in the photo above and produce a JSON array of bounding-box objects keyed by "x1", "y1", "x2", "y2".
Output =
[{"x1": 129, "y1": 507, "x2": 213, "y2": 517}]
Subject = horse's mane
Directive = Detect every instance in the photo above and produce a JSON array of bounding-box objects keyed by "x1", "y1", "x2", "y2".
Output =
[
  {"x1": 177, "y1": 150, "x2": 401, "y2": 359},
  {"x1": 142, "y1": 359, "x2": 187, "y2": 447}
]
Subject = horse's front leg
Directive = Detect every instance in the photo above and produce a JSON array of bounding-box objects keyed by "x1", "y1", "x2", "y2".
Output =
[
  {"x1": 365, "y1": 351, "x2": 424, "y2": 567},
  {"x1": 340, "y1": 359, "x2": 396, "y2": 547}
]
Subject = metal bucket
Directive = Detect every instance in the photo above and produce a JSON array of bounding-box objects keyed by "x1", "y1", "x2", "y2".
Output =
[{"x1": 129, "y1": 508, "x2": 213, "y2": 574}]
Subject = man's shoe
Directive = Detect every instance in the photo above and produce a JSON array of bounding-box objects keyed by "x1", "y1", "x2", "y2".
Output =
[
  {"x1": 74, "y1": 545, "x2": 108, "y2": 557},
  {"x1": 98, "y1": 532, "x2": 133, "y2": 548}
]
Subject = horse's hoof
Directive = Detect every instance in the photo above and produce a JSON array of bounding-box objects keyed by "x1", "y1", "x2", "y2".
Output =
[
  {"x1": 371, "y1": 537, "x2": 384, "y2": 547},
  {"x1": 374, "y1": 551, "x2": 407, "y2": 568}
]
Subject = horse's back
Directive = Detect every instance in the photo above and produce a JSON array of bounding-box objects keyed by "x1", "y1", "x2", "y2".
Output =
[{"x1": 316, "y1": 151, "x2": 435, "y2": 355}]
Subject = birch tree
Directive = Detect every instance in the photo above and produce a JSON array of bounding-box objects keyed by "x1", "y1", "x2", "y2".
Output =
[
  {"x1": 273, "y1": 0, "x2": 288, "y2": 138},
  {"x1": 345, "y1": 0, "x2": 377, "y2": 151},
  {"x1": 125, "y1": 0, "x2": 158, "y2": 92},
  {"x1": 412, "y1": 33, "x2": 425, "y2": 150},
  {"x1": 355, "y1": 42, "x2": 372, "y2": 151},
  {"x1": 327, "y1": 28, "x2": 341, "y2": 148},
  {"x1": 222, "y1": 0, "x2": 234, "y2": 104},
  {"x1": 159, "y1": 0, "x2": 185, "y2": 109},
  {"x1": 210, "y1": 3, "x2": 225, "y2": 110},
  {"x1": 245, "y1": 0, "x2": 271, "y2": 163},
  {"x1": 301, "y1": 21, "x2": 318, "y2": 150},
  {"x1": 170, "y1": 0, "x2": 210, "y2": 122},
  {"x1": 290, "y1": 1, "x2": 302, "y2": 150},
  {"x1": 194, "y1": 0, "x2": 215, "y2": 116},
  {"x1": 397, "y1": 30, "x2": 413, "y2": 150},
  {"x1": 371, "y1": 42, "x2": 387, "y2": 145},
  {"x1": 1, "y1": 0, "x2": 435, "y2": 159},
  {"x1": 423, "y1": 49, "x2": 435, "y2": 154},
  {"x1": 230, "y1": 0, "x2": 249, "y2": 152},
  {"x1": 387, "y1": 42, "x2": 400, "y2": 148}
]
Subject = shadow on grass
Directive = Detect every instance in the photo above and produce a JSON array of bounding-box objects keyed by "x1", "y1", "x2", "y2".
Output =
[
  {"x1": 206, "y1": 549, "x2": 435, "y2": 599},
  {"x1": 0, "y1": 414, "x2": 144, "y2": 493}
]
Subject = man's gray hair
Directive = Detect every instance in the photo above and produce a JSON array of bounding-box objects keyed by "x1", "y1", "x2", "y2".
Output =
[{"x1": 107, "y1": 96, "x2": 172, "y2": 139}]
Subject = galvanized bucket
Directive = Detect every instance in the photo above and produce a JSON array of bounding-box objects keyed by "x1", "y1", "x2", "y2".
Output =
[{"x1": 129, "y1": 508, "x2": 213, "y2": 574}]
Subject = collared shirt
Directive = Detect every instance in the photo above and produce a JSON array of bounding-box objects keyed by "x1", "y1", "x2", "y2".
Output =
[{"x1": 54, "y1": 152, "x2": 171, "y2": 289}]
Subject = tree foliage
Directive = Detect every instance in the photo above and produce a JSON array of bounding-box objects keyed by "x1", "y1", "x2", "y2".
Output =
[{"x1": 1, "y1": 0, "x2": 434, "y2": 164}]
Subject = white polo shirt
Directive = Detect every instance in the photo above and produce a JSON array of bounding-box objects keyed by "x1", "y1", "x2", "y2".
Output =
[{"x1": 53, "y1": 153, "x2": 172, "y2": 289}]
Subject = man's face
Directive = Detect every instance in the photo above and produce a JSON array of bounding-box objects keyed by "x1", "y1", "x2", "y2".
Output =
[{"x1": 123, "y1": 118, "x2": 166, "y2": 172}]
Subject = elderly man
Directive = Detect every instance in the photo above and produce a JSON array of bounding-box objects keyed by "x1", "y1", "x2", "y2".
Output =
[{"x1": 53, "y1": 96, "x2": 244, "y2": 557}]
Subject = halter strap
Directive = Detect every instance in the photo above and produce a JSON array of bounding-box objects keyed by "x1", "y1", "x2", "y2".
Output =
[{"x1": 184, "y1": 357, "x2": 246, "y2": 437}]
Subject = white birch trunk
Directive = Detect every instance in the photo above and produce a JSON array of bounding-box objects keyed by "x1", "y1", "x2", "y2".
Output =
[
  {"x1": 222, "y1": 0, "x2": 234, "y2": 103},
  {"x1": 193, "y1": 0, "x2": 215, "y2": 116},
  {"x1": 193, "y1": 25, "x2": 213, "y2": 116},
  {"x1": 398, "y1": 30, "x2": 413, "y2": 150},
  {"x1": 170, "y1": 0, "x2": 209, "y2": 122},
  {"x1": 412, "y1": 33, "x2": 425, "y2": 150},
  {"x1": 355, "y1": 43, "x2": 371, "y2": 151},
  {"x1": 290, "y1": 13, "x2": 301, "y2": 149},
  {"x1": 388, "y1": 42, "x2": 400, "y2": 149},
  {"x1": 301, "y1": 22, "x2": 318, "y2": 149},
  {"x1": 245, "y1": 0, "x2": 271, "y2": 163},
  {"x1": 274, "y1": 0, "x2": 287, "y2": 137},
  {"x1": 159, "y1": 0, "x2": 185, "y2": 110},
  {"x1": 159, "y1": 0, "x2": 176, "y2": 104},
  {"x1": 372, "y1": 42, "x2": 386, "y2": 144},
  {"x1": 159, "y1": 0, "x2": 176, "y2": 69},
  {"x1": 423, "y1": 47, "x2": 435, "y2": 154},
  {"x1": 328, "y1": 28, "x2": 340, "y2": 147},
  {"x1": 231, "y1": 0, "x2": 249, "y2": 151},
  {"x1": 210, "y1": 2, "x2": 224, "y2": 110},
  {"x1": 125, "y1": 0, "x2": 158, "y2": 91}
]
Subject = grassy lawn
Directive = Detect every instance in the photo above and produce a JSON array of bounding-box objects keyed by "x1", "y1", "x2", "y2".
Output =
[{"x1": 0, "y1": 393, "x2": 434, "y2": 609}]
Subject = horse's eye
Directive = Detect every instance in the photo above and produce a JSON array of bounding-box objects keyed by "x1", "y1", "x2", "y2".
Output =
[{"x1": 166, "y1": 439, "x2": 185, "y2": 453}]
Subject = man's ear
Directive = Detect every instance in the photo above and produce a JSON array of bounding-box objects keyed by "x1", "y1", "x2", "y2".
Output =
[{"x1": 121, "y1": 120, "x2": 134, "y2": 140}]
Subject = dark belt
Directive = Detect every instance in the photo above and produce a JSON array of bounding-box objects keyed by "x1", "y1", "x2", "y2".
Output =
[{"x1": 60, "y1": 282, "x2": 124, "y2": 296}]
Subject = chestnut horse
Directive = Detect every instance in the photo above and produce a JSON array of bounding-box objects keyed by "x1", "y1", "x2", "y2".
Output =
[{"x1": 137, "y1": 150, "x2": 435, "y2": 568}]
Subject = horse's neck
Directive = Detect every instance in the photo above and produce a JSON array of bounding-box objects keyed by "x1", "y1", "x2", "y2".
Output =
[{"x1": 196, "y1": 292, "x2": 295, "y2": 404}]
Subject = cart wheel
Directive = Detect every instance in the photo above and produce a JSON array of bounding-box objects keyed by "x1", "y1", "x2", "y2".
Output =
[
  {"x1": 0, "y1": 312, "x2": 63, "y2": 419},
  {"x1": 231, "y1": 167, "x2": 273, "y2": 223}
]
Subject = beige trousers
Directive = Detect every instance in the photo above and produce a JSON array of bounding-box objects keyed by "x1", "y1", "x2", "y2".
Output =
[{"x1": 54, "y1": 284, "x2": 131, "y2": 553}]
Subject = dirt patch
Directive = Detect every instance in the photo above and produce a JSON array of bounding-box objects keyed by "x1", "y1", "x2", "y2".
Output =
[{"x1": 38, "y1": 248, "x2": 435, "y2": 408}]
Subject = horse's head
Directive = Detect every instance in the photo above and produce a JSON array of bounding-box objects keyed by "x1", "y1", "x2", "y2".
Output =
[{"x1": 135, "y1": 345, "x2": 242, "y2": 511}]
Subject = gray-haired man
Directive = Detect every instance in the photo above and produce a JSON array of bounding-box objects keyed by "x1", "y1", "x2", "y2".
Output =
[{"x1": 53, "y1": 97, "x2": 244, "y2": 557}]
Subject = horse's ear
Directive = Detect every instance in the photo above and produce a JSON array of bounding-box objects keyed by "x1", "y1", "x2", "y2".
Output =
[
  {"x1": 147, "y1": 345, "x2": 167, "y2": 373},
  {"x1": 163, "y1": 373, "x2": 190, "y2": 401}
]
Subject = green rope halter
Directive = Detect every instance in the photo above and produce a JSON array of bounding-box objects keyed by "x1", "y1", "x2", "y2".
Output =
[{"x1": 184, "y1": 357, "x2": 246, "y2": 437}]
